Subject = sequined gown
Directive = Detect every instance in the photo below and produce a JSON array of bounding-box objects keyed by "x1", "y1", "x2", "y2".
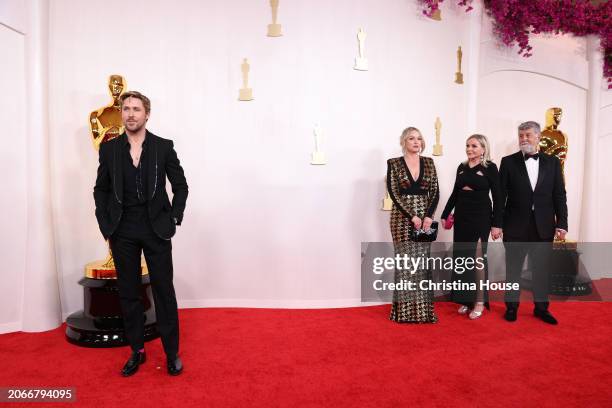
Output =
[{"x1": 386, "y1": 156, "x2": 440, "y2": 323}]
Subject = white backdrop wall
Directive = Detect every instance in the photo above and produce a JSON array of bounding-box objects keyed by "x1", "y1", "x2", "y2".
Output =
[
  {"x1": 48, "y1": 0, "x2": 474, "y2": 315},
  {"x1": 0, "y1": 0, "x2": 25, "y2": 33},
  {"x1": 1, "y1": 0, "x2": 610, "y2": 332},
  {"x1": 0, "y1": 23, "x2": 27, "y2": 333},
  {"x1": 597, "y1": 80, "x2": 612, "y2": 243}
]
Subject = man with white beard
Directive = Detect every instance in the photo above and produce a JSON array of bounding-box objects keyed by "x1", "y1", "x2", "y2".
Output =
[{"x1": 498, "y1": 121, "x2": 568, "y2": 325}]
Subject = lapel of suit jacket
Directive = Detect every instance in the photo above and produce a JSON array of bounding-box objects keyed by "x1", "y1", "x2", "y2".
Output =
[
  {"x1": 147, "y1": 130, "x2": 159, "y2": 200},
  {"x1": 534, "y1": 153, "x2": 547, "y2": 192},
  {"x1": 113, "y1": 134, "x2": 125, "y2": 204}
]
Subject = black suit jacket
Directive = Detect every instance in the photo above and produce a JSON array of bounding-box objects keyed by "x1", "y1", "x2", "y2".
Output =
[
  {"x1": 499, "y1": 151, "x2": 567, "y2": 240},
  {"x1": 93, "y1": 131, "x2": 188, "y2": 240}
]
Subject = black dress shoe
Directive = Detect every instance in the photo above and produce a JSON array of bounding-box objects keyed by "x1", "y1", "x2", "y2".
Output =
[
  {"x1": 534, "y1": 310, "x2": 558, "y2": 325},
  {"x1": 167, "y1": 356, "x2": 183, "y2": 376},
  {"x1": 121, "y1": 351, "x2": 146, "y2": 377},
  {"x1": 504, "y1": 309, "x2": 517, "y2": 322}
]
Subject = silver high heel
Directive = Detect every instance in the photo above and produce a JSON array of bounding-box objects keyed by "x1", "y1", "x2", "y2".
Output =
[
  {"x1": 469, "y1": 303, "x2": 485, "y2": 320},
  {"x1": 458, "y1": 305, "x2": 469, "y2": 315}
]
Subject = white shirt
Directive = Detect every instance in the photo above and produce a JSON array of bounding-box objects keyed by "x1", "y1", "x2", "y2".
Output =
[{"x1": 525, "y1": 155, "x2": 539, "y2": 191}]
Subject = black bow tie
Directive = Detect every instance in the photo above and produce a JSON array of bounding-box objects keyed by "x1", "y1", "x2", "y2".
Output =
[{"x1": 524, "y1": 153, "x2": 539, "y2": 161}]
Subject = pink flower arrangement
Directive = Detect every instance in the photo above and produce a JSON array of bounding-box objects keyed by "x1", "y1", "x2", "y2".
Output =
[{"x1": 419, "y1": 0, "x2": 612, "y2": 88}]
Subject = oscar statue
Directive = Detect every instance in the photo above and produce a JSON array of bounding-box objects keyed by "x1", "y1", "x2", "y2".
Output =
[
  {"x1": 540, "y1": 107, "x2": 568, "y2": 177},
  {"x1": 239, "y1": 58, "x2": 254, "y2": 101},
  {"x1": 90, "y1": 75, "x2": 125, "y2": 151},
  {"x1": 455, "y1": 46, "x2": 463, "y2": 84},
  {"x1": 65, "y1": 75, "x2": 158, "y2": 347},
  {"x1": 540, "y1": 107, "x2": 570, "y2": 248},
  {"x1": 429, "y1": 0, "x2": 442, "y2": 20},
  {"x1": 432, "y1": 117, "x2": 443, "y2": 156},
  {"x1": 267, "y1": 0, "x2": 282, "y2": 37},
  {"x1": 382, "y1": 182, "x2": 393, "y2": 211},
  {"x1": 310, "y1": 124, "x2": 327, "y2": 165},
  {"x1": 538, "y1": 108, "x2": 587, "y2": 294},
  {"x1": 353, "y1": 28, "x2": 369, "y2": 71},
  {"x1": 87, "y1": 75, "x2": 148, "y2": 279}
]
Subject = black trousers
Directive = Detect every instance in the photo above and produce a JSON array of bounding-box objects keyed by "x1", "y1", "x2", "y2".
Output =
[
  {"x1": 109, "y1": 230, "x2": 179, "y2": 358},
  {"x1": 503, "y1": 213, "x2": 553, "y2": 312}
]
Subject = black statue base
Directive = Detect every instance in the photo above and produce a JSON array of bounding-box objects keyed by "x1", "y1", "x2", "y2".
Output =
[
  {"x1": 66, "y1": 276, "x2": 159, "y2": 348},
  {"x1": 521, "y1": 247, "x2": 592, "y2": 297},
  {"x1": 549, "y1": 248, "x2": 592, "y2": 296}
]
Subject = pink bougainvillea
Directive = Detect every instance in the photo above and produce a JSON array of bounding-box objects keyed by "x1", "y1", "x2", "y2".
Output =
[{"x1": 420, "y1": 0, "x2": 612, "y2": 88}]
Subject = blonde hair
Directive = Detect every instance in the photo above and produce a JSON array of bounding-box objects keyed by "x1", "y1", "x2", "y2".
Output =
[
  {"x1": 464, "y1": 134, "x2": 491, "y2": 167},
  {"x1": 400, "y1": 127, "x2": 425, "y2": 154}
]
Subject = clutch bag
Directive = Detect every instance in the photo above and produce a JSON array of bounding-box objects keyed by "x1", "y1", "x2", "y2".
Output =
[
  {"x1": 412, "y1": 221, "x2": 439, "y2": 242},
  {"x1": 443, "y1": 214, "x2": 454, "y2": 229}
]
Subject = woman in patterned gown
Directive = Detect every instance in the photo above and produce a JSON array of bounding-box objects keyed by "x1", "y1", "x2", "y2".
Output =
[{"x1": 386, "y1": 127, "x2": 440, "y2": 323}]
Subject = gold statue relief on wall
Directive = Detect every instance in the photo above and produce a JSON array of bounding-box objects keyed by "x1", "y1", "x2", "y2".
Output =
[
  {"x1": 310, "y1": 124, "x2": 327, "y2": 165},
  {"x1": 432, "y1": 117, "x2": 443, "y2": 156},
  {"x1": 239, "y1": 58, "x2": 254, "y2": 101},
  {"x1": 455, "y1": 46, "x2": 463, "y2": 84},
  {"x1": 382, "y1": 184, "x2": 393, "y2": 211},
  {"x1": 90, "y1": 75, "x2": 126, "y2": 150},
  {"x1": 353, "y1": 28, "x2": 369, "y2": 71},
  {"x1": 267, "y1": 0, "x2": 282, "y2": 37},
  {"x1": 429, "y1": 0, "x2": 442, "y2": 20}
]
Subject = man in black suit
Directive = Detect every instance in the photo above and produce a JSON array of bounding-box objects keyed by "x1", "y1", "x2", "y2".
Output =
[
  {"x1": 94, "y1": 91, "x2": 188, "y2": 375},
  {"x1": 499, "y1": 121, "x2": 567, "y2": 324}
]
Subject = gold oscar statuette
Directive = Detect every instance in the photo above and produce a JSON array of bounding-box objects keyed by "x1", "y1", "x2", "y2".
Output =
[
  {"x1": 310, "y1": 124, "x2": 327, "y2": 165},
  {"x1": 539, "y1": 107, "x2": 573, "y2": 246},
  {"x1": 540, "y1": 107, "x2": 568, "y2": 177},
  {"x1": 455, "y1": 46, "x2": 464, "y2": 84},
  {"x1": 238, "y1": 58, "x2": 254, "y2": 101},
  {"x1": 353, "y1": 28, "x2": 369, "y2": 71},
  {"x1": 86, "y1": 75, "x2": 148, "y2": 279},
  {"x1": 267, "y1": 0, "x2": 282, "y2": 37},
  {"x1": 90, "y1": 74, "x2": 125, "y2": 151},
  {"x1": 432, "y1": 117, "x2": 443, "y2": 156}
]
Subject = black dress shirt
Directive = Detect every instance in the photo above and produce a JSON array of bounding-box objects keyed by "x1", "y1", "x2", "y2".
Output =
[{"x1": 115, "y1": 136, "x2": 152, "y2": 237}]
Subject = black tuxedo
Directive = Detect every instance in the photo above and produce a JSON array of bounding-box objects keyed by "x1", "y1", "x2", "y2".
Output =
[
  {"x1": 94, "y1": 131, "x2": 188, "y2": 240},
  {"x1": 499, "y1": 150, "x2": 568, "y2": 311},
  {"x1": 499, "y1": 151, "x2": 567, "y2": 240},
  {"x1": 93, "y1": 130, "x2": 188, "y2": 358}
]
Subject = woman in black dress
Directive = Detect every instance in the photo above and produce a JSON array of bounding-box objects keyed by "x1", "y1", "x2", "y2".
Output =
[{"x1": 441, "y1": 134, "x2": 502, "y2": 319}]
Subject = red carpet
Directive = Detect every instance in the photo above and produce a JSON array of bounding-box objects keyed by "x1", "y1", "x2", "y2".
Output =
[{"x1": 1, "y1": 303, "x2": 611, "y2": 407}]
